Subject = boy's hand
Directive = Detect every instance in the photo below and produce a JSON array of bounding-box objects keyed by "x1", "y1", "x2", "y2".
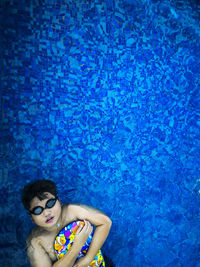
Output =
[
  {"x1": 73, "y1": 256, "x2": 91, "y2": 267},
  {"x1": 74, "y1": 220, "x2": 93, "y2": 247}
]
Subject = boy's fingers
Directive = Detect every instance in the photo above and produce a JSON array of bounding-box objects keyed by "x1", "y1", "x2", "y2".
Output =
[
  {"x1": 84, "y1": 220, "x2": 89, "y2": 230},
  {"x1": 76, "y1": 227, "x2": 81, "y2": 235},
  {"x1": 89, "y1": 226, "x2": 93, "y2": 235},
  {"x1": 76, "y1": 223, "x2": 84, "y2": 234},
  {"x1": 86, "y1": 223, "x2": 92, "y2": 234},
  {"x1": 78, "y1": 220, "x2": 92, "y2": 233}
]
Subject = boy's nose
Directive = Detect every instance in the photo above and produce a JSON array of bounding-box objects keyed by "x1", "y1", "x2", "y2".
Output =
[{"x1": 43, "y1": 209, "x2": 51, "y2": 217}]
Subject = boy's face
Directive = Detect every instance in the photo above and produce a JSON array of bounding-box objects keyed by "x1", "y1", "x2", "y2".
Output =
[{"x1": 29, "y1": 192, "x2": 62, "y2": 230}]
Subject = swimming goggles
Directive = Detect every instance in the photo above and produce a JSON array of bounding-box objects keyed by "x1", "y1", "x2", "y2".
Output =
[{"x1": 29, "y1": 197, "x2": 58, "y2": 215}]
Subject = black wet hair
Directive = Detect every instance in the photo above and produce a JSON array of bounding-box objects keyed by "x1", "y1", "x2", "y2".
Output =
[{"x1": 21, "y1": 179, "x2": 58, "y2": 211}]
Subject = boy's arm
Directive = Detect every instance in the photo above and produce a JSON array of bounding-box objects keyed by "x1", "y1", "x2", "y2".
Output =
[
  {"x1": 68, "y1": 204, "x2": 112, "y2": 266},
  {"x1": 26, "y1": 229, "x2": 90, "y2": 267},
  {"x1": 27, "y1": 238, "x2": 52, "y2": 267}
]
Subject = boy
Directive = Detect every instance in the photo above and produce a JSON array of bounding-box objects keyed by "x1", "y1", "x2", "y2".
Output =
[{"x1": 21, "y1": 179, "x2": 112, "y2": 267}]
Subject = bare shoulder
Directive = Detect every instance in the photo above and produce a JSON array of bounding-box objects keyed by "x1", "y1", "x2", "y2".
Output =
[
  {"x1": 62, "y1": 203, "x2": 112, "y2": 226},
  {"x1": 26, "y1": 228, "x2": 52, "y2": 267},
  {"x1": 61, "y1": 203, "x2": 78, "y2": 223},
  {"x1": 26, "y1": 227, "x2": 40, "y2": 246},
  {"x1": 62, "y1": 203, "x2": 87, "y2": 218},
  {"x1": 26, "y1": 227, "x2": 43, "y2": 258}
]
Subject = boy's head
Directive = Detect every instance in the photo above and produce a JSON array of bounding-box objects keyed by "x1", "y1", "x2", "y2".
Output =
[{"x1": 21, "y1": 179, "x2": 58, "y2": 211}]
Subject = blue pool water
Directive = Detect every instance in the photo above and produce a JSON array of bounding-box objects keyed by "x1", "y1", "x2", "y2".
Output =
[{"x1": 1, "y1": 0, "x2": 200, "y2": 266}]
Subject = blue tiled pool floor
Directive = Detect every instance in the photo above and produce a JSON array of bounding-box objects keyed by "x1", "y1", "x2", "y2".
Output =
[{"x1": 1, "y1": 0, "x2": 200, "y2": 266}]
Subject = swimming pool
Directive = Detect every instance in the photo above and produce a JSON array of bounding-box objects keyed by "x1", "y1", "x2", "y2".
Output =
[{"x1": 1, "y1": 0, "x2": 200, "y2": 266}]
